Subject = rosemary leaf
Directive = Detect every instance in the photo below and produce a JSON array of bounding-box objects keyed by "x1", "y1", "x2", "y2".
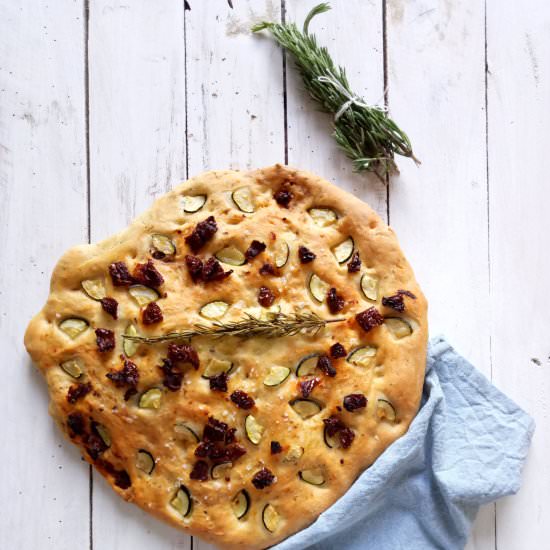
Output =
[
  {"x1": 123, "y1": 311, "x2": 346, "y2": 345},
  {"x1": 252, "y1": 3, "x2": 418, "y2": 181}
]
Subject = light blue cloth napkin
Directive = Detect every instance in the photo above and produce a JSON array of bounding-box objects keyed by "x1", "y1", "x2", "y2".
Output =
[{"x1": 274, "y1": 336, "x2": 535, "y2": 550}]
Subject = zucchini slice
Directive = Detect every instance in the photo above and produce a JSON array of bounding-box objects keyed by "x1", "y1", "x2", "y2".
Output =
[
  {"x1": 377, "y1": 399, "x2": 397, "y2": 422},
  {"x1": 59, "y1": 318, "x2": 89, "y2": 339},
  {"x1": 323, "y1": 426, "x2": 339, "y2": 449},
  {"x1": 308, "y1": 207, "x2": 338, "y2": 227},
  {"x1": 136, "y1": 449, "x2": 155, "y2": 475},
  {"x1": 174, "y1": 423, "x2": 200, "y2": 445},
  {"x1": 128, "y1": 285, "x2": 159, "y2": 306},
  {"x1": 122, "y1": 323, "x2": 139, "y2": 358},
  {"x1": 151, "y1": 234, "x2": 176, "y2": 257},
  {"x1": 81, "y1": 278, "x2": 107, "y2": 301},
  {"x1": 199, "y1": 300, "x2": 229, "y2": 320},
  {"x1": 290, "y1": 398, "x2": 323, "y2": 419},
  {"x1": 95, "y1": 424, "x2": 111, "y2": 448},
  {"x1": 263, "y1": 366, "x2": 291, "y2": 387},
  {"x1": 385, "y1": 317, "x2": 413, "y2": 339},
  {"x1": 346, "y1": 346, "x2": 377, "y2": 368},
  {"x1": 244, "y1": 414, "x2": 264, "y2": 445},
  {"x1": 138, "y1": 388, "x2": 162, "y2": 410},
  {"x1": 299, "y1": 469, "x2": 325, "y2": 486},
  {"x1": 231, "y1": 489, "x2": 250, "y2": 520},
  {"x1": 170, "y1": 485, "x2": 192, "y2": 517},
  {"x1": 360, "y1": 273, "x2": 379, "y2": 301},
  {"x1": 215, "y1": 246, "x2": 246, "y2": 266},
  {"x1": 232, "y1": 186, "x2": 255, "y2": 213},
  {"x1": 295, "y1": 353, "x2": 320, "y2": 377},
  {"x1": 262, "y1": 503, "x2": 281, "y2": 533},
  {"x1": 332, "y1": 237, "x2": 354, "y2": 264},
  {"x1": 60, "y1": 358, "x2": 84, "y2": 379},
  {"x1": 210, "y1": 461, "x2": 232, "y2": 480},
  {"x1": 308, "y1": 273, "x2": 329, "y2": 303},
  {"x1": 273, "y1": 240, "x2": 290, "y2": 268},
  {"x1": 182, "y1": 195, "x2": 207, "y2": 213},
  {"x1": 202, "y1": 358, "x2": 233, "y2": 379}
]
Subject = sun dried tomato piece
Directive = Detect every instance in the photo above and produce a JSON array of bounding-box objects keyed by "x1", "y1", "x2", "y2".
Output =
[
  {"x1": 168, "y1": 343, "x2": 199, "y2": 369},
  {"x1": 274, "y1": 185, "x2": 293, "y2": 208},
  {"x1": 194, "y1": 441, "x2": 214, "y2": 458},
  {"x1": 209, "y1": 372, "x2": 228, "y2": 392},
  {"x1": 114, "y1": 469, "x2": 132, "y2": 489},
  {"x1": 230, "y1": 390, "x2": 255, "y2": 410},
  {"x1": 185, "y1": 215, "x2": 218, "y2": 253},
  {"x1": 258, "y1": 286, "x2": 275, "y2": 307},
  {"x1": 323, "y1": 415, "x2": 347, "y2": 437},
  {"x1": 343, "y1": 393, "x2": 367, "y2": 412},
  {"x1": 298, "y1": 245, "x2": 316, "y2": 263},
  {"x1": 100, "y1": 297, "x2": 118, "y2": 319},
  {"x1": 185, "y1": 254, "x2": 204, "y2": 282},
  {"x1": 398, "y1": 289, "x2": 417, "y2": 299},
  {"x1": 67, "y1": 412, "x2": 86, "y2": 436},
  {"x1": 245, "y1": 240, "x2": 266, "y2": 261},
  {"x1": 327, "y1": 287, "x2": 345, "y2": 313},
  {"x1": 203, "y1": 417, "x2": 229, "y2": 442},
  {"x1": 85, "y1": 433, "x2": 108, "y2": 460},
  {"x1": 299, "y1": 376, "x2": 321, "y2": 398},
  {"x1": 95, "y1": 328, "x2": 115, "y2": 352},
  {"x1": 317, "y1": 355, "x2": 336, "y2": 377},
  {"x1": 270, "y1": 441, "x2": 283, "y2": 455},
  {"x1": 223, "y1": 443, "x2": 247, "y2": 462},
  {"x1": 347, "y1": 252, "x2": 361, "y2": 273},
  {"x1": 259, "y1": 262, "x2": 278, "y2": 276},
  {"x1": 67, "y1": 382, "x2": 92, "y2": 404},
  {"x1": 107, "y1": 356, "x2": 139, "y2": 388},
  {"x1": 339, "y1": 427, "x2": 355, "y2": 448},
  {"x1": 158, "y1": 358, "x2": 183, "y2": 391},
  {"x1": 109, "y1": 261, "x2": 134, "y2": 286},
  {"x1": 142, "y1": 302, "x2": 163, "y2": 325},
  {"x1": 382, "y1": 289, "x2": 417, "y2": 312},
  {"x1": 224, "y1": 427, "x2": 237, "y2": 445},
  {"x1": 252, "y1": 467, "x2": 277, "y2": 489},
  {"x1": 132, "y1": 259, "x2": 164, "y2": 288},
  {"x1": 330, "y1": 342, "x2": 347, "y2": 359},
  {"x1": 190, "y1": 460, "x2": 209, "y2": 481},
  {"x1": 123, "y1": 388, "x2": 137, "y2": 401},
  {"x1": 355, "y1": 307, "x2": 384, "y2": 333},
  {"x1": 201, "y1": 257, "x2": 233, "y2": 282}
]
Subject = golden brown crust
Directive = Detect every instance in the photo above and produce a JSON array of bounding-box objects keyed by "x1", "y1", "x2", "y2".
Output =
[{"x1": 24, "y1": 165, "x2": 427, "y2": 549}]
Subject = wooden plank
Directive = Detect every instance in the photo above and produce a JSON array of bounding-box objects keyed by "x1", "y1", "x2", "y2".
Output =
[
  {"x1": 385, "y1": 1, "x2": 494, "y2": 549},
  {"x1": 285, "y1": 0, "x2": 387, "y2": 219},
  {"x1": 487, "y1": 1, "x2": 550, "y2": 548},
  {"x1": 185, "y1": 1, "x2": 284, "y2": 548},
  {"x1": 0, "y1": 0, "x2": 90, "y2": 548},
  {"x1": 87, "y1": 1, "x2": 190, "y2": 549}
]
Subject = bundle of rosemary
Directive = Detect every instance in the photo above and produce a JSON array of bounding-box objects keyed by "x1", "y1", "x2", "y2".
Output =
[{"x1": 252, "y1": 3, "x2": 417, "y2": 181}]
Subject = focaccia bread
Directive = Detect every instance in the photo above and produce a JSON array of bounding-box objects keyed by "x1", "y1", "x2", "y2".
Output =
[{"x1": 24, "y1": 165, "x2": 428, "y2": 549}]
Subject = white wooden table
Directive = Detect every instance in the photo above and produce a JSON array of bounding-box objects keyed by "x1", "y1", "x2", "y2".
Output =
[{"x1": 2, "y1": 1, "x2": 548, "y2": 548}]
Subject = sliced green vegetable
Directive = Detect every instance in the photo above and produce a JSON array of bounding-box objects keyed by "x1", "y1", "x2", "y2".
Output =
[
  {"x1": 360, "y1": 273, "x2": 379, "y2": 301},
  {"x1": 295, "y1": 353, "x2": 320, "y2": 377},
  {"x1": 170, "y1": 485, "x2": 192, "y2": 517},
  {"x1": 139, "y1": 388, "x2": 162, "y2": 410},
  {"x1": 60, "y1": 358, "x2": 84, "y2": 379},
  {"x1": 377, "y1": 399, "x2": 397, "y2": 422},
  {"x1": 199, "y1": 300, "x2": 229, "y2": 320},
  {"x1": 346, "y1": 346, "x2": 377, "y2": 368},
  {"x1": 231, "y1": 489, "x2": 250, "y2": 520},
  {"x1": 323, "y1": 426, "x2": 339, "y2": 449},
  {"x1": 202, "y1": 358, "x2": 233, "y2": 379},
  {"x1": 232, "y1": 186, "x2": 255, "y2": 213},
  {"x1": 290, "y1": 398, "x2": 323, "y2": 419},
  {"x1": 385, "y1": 317, "x2": 413, "y2": 339},
  {"x1": 128, "y1": 285, "x2": 159, "y2": 306},
  {"x1": 263, "y1": 365, "x2": 291, "y2": 387},
  {"x1": 174, "y1": 423, "x2": 200, "y2": 445},
  {"x1": 182, "y1": 195, "x2": 207, "y2": 213},
  {"x1": 81, "y1": 279, "x2": 107, "y2": 301},
  {"x1": 332, "y1": 237, "x2": 354, "y2": 264},
  {"x1": 308, "y1": 273, "x2": 329, "y2": 303},
  {"x1": 95, "y1": 424, "x2": 111, "y2": 448},
  {"x1": 273, "y1": 240, "x2": 290, "y2": 268},
  {"x1": 215, "y1": 246, "x2": 246, "y2": 266},
  {"x1": 123, "y1": 323, "x2": 139, "y2": 357},
  {"x1": 262, "y1": 503, "x2": 280, "y2": 533},
  {"x1": 299, "y1": 469, "x2": 325, "y2": 486},
  {"x1": 136, "y1": 449, "x2": 155, "y2": 475},
  {"x1": 151, "y1": 234, "x2": 176, "y2": 257},
  {"x1": 211, "y1": 461, "x2": 232, "y2": 480},
  {"x1": 308, "y1": 207, "x2": 338, "y2": 227},
  {"x1": 245, "y1": 414, "x2": 264, "y2": 445},
  {"x1": 59, "y1": 318, "x2": 89, "y2": 339}
]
